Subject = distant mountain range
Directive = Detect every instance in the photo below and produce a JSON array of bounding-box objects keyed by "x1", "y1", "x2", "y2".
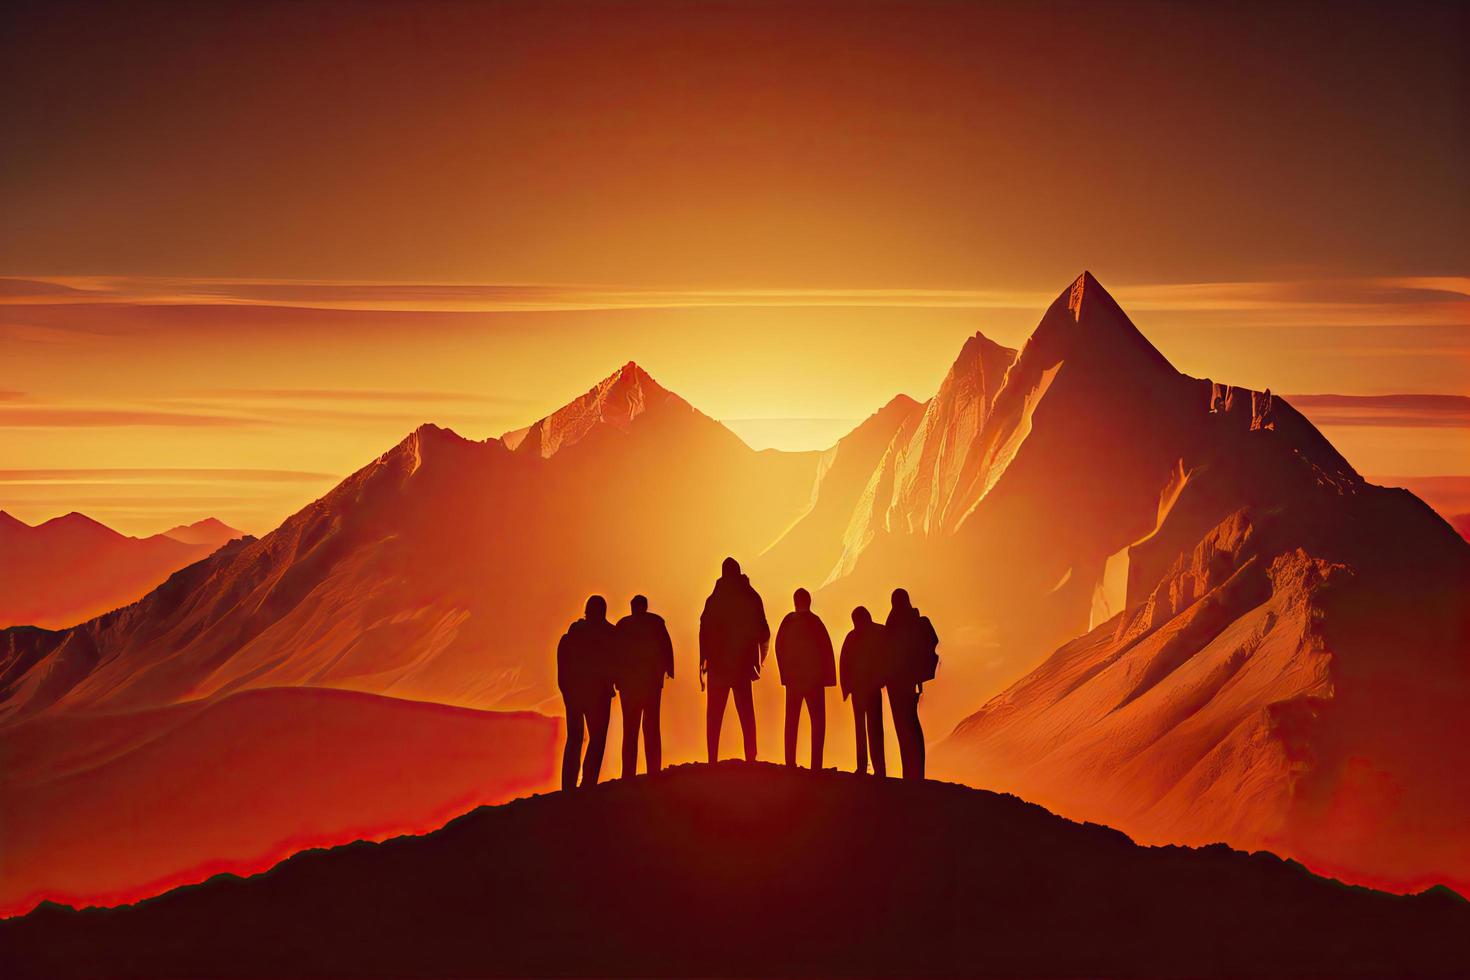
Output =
[
  {"x1": 1, "y1": 272, "x2": 1465, "y2": 909},
  {"x1": 0, "y1": 513, "x2": 242, "y2": 629}
]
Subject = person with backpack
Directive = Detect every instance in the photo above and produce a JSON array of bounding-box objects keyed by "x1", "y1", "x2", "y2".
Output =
[
  {"x1": 884, "y1": 588, "x2": 938, "y2": 780},
  {"x1": 557, "y1": 595, "x2": 619, "y2": 791},
  {"x1": 699, "y1": 557, "x2": 770, "y2": 763},
  {"x1": 774, "y1": 588, "x2": 836, "y2": 770},
  {"x1": 613, "y1": 594, "x2": 675, "y2": 778},
  {"x1": 839, "y1": 605, "x2": 887, "y2": 777}
]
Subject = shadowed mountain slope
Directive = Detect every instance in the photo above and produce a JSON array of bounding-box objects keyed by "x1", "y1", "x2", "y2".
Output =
[{"x1": 3, "y1": 762, "x2": 1467, "y2": 979}]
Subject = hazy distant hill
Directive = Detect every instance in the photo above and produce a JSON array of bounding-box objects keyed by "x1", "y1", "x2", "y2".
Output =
[{"x1": 0, "y1": 511, "x2": 241, "y2": 629}]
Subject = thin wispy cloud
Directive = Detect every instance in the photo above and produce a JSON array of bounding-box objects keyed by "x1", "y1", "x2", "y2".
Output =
[
  {"x1": 197, "y1": 388, "x2": 532, "y2": 406},
  {"x1": 0, "y1": 275, "x2": 1464, "y2": 330},
  {"x1": 0, "y1": 391, "x2": 520, "y2": 431},
  {"x1": 0, "y1": 407, "x2": 261, "y2": 428},
  {"x1": 1290, "y1": 394, "x2": 1470, "y2": 428},
  {"x1": 0, "y1": 468, "x2": 336, "y2": 483}
]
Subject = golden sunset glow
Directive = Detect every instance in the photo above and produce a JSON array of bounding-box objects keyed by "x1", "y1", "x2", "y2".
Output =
[
  {"x1": 2, "y1": 273, "x2": 1466, "y2": 534},
  {"x1": 3, "y1": 3, "x2": 1470, "y2": 953},
  {"x1": 3, "y1": 2, "x2": 1467, "y2": 534}
]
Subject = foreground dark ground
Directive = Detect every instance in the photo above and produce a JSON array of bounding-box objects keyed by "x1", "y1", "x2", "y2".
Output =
[{"x1": 2, "y1": 762, "x2": 1467, "y2": 978}]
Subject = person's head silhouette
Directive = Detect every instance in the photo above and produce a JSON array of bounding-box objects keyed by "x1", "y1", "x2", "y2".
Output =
[
  {"x1": 721, "y1": 556, "x2": 741, "y2": 578},
  {"x1": 793, "y1": 588, "x2": 811, "y2": 612},
  {"x1": 584, "y1": 595, "x2": 607, "y2": 621},
  {"x1": 851, "y1": 605, "x2": 872, "y2": 628},
  {"x1": 891, "y1": 588, "x2": 912, "y2": 612},
  {"x1": 630, "y1": 594, "x2": 648, "y2": 615}
]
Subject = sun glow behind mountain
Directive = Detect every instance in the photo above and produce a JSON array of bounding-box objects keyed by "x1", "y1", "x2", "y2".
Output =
[{"x1": 2, "y1": 2, "x2": 1467, "y2": 535}]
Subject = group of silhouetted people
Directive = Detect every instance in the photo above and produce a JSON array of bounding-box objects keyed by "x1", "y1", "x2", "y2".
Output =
[{"x1": 557, "y1": 556, "x2": 938, "y2": 791}]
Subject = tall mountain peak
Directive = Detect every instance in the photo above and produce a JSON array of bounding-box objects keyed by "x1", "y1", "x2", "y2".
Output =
[
  {"x1": 503, "y1": 361, "x2": 684, "y2": 458},
  {"x1": 1019, "y1": 272, "x2": 1177, "y2": 380}
]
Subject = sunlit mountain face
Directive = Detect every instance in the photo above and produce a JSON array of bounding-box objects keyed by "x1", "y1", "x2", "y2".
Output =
[{"x1": 2, "y1": 274, "x2": 1466, "y2": 917}]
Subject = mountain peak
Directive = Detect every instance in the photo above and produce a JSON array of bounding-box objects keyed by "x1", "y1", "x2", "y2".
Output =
[
  {"x1": 956, "y1": 330, "x2": 1019, "y2": 379},
  {"x1": 882, "y1": 392, "x2": 922, "y2": 413},
  {"x1": 39, "y1": 511, "x2": 119, "y2": 533},
  {"x1": 1066, "y1": 270, "x2": 1102, "y2": 322},
  {"x1": 1021, "y1": 272, "x2": 1176, "y2": 379},
  {"x1": 0, "y1": 510, "x2": 30, "y2": 532},
  {"x1": 161, "y1": 517, "x2": 245, "y2": 547},
  {"x1": 503, "y1": 360, "x2": 683, "y2": 458}
]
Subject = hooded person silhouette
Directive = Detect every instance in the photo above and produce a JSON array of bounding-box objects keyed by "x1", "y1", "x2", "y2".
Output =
[
  {"x1": 614, "y1": 594, "x2": 674, "y2": 778},
  {"x1": 775, "y1": 588, "x2": 835, "y2": 770},
  {"x1": 884, "y1": 588, "x2": 938, "y2": 781},
  {"x1": 557, "y1": 595, "x2": 618, "y2": 791},
  {"x1": 840, "y1": 605, "x2": 888, "y2": 777},
  {"x1": 699, "y1": 557, "x2": 769, "y2": 763}
]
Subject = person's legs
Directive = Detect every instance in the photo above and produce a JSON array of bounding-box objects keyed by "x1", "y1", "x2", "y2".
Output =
[
  {"x1": 866, "y1": 689, "x2": 887, "y2": 778},
  {"x1": 707, "y1": 682, "x2": 730, "y2": 763},
  {"x1": 784, "y1": 686, "x2": 801, "y2": 767},
  {"x1": 890, "y1": 686, "x2": 923, "y2": 781},
  {"x1": 733, "y1": 680, "x2": 757, "y2": 762},
  {"x1": 911, "y1": 689, "x2": 925, "y2": 780},
  {"x1": 581, "y1": 695, "x2": 611, "y2": 788},
  {"x1": 808, "y1": 688, "x2": 825, "y2": 771},
  {"x1": 620, "y1": 695, "x2": 644, "y2": 779},
  {"x1": 644, "y1": 691, "x2": 662, "y2": 775},
  {"x1": 851, "y1": 699, "x2": 868, "y2": 774},
  {"x1": 561, "y1": 696, "x2": 585, "y2": 792},
  {"x1": 888, "y1": 686, "x2": 915, "y2": 780}
]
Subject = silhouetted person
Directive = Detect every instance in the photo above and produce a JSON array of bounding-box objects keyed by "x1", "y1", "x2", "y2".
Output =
[
  {"x1": 614, "y1": 594, "x2": 674, "y2": 778},
  {"x1": 775, "y1": 588, "x2": 835, "y2": 770},
  {"x1": 699, "y1": 556, "x2": 768, "y2": 763},
  {"x1": 885, "y1": 588, "x2": 938, "y2": 781},
  {"x1": 557, "y1": 595, "x2": 617, "y2": 791},
  {"x1": 840, "y1": 605, "x2": 887, "y2": 777}
]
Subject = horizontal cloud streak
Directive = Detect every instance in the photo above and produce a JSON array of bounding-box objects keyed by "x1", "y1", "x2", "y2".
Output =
[
  {"x1": 0, "y1": 407, "x2": 260, "y2": 428},
  {"x1": 0, "y1": 275, "x2": 1464, "y2": 329},
  {"x1": 198, "y1": 388, "x2": 532, "y2": 406},
  {"x1": 0, "y1": 468, "x2": 336, "y2": 483},
  {"x1": 1291, "y1": 394, "x2": 1470, "y2": 428}
]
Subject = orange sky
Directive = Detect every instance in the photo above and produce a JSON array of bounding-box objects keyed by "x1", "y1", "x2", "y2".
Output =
[{"x1": 1, "y1": 1, "x2": 1466, "y2": 535}]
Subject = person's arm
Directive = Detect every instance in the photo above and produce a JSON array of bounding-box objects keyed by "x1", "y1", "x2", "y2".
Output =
[
  {"x1": 556, "y1": 631, "x2": 574, "y2": 698},
  {"x1": 818, "y1": 618, "x2": 836, "y2": 686},
  {"x1": 697, "y1": 601, "x2": 711, "y2": 671},
  {"x1": 755, "y1": 594, "x2": 770, "y2": 663},
  {"x1": 774, "y1": 614, "x2": 792, "y2": 663},
  {"x1": 660, "y1": 621, "x2": 674, "y2": 680},
  {"x1": 839, "y1": 634, "x2": 853, "y2": 700}
]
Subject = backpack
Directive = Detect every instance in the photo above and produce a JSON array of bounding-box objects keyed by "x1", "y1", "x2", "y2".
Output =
[{"x1": 913, "y1": 615, "x2": 939, "y2": 683}]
